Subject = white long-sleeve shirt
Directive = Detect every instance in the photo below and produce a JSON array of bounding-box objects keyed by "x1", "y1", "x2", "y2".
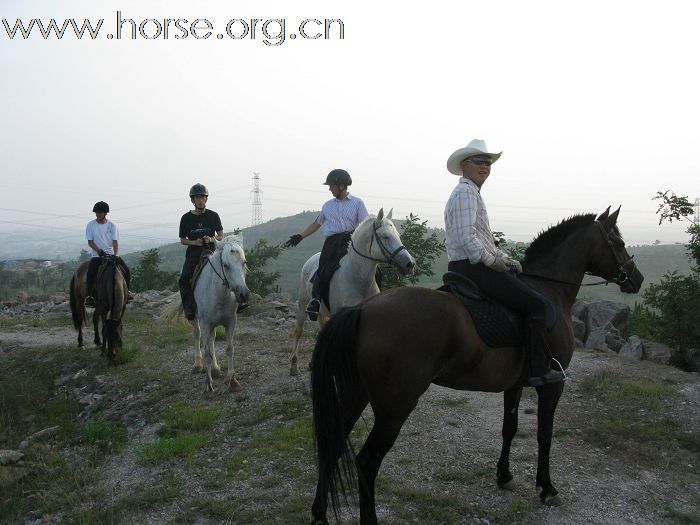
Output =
[{"x1": 444, "y1": 177, "x2": 506, "y2": 265}]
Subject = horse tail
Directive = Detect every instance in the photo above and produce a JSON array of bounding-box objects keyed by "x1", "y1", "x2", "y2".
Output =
[
  {"x1": 69, "y1": 275, "x2": 82, "y2": 330},
  {"x1": 311, "y1": 305, "x2": 363, "y2": 519}
]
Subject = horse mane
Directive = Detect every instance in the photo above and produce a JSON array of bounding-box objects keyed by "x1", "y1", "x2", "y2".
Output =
[
  {"x1": 523, "y1": 213, "x2": 604, "y2": 265},
  {"x1": 222, "y1": 234, "x2": 244, "y2": 247}
]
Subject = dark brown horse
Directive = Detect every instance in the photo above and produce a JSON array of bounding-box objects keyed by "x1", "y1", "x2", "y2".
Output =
[
  {"x1": 310, "y1": 207, "x2": 644, "y2": 524},
  {"x1": 69, "y1": 256, "x2": 128, "y2": 359}
]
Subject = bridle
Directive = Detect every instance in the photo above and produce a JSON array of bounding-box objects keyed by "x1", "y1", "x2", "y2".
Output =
[
  {"x1": 522, "y1": 220, "x2": 637, "y2": 287},
  {"x1": 207, "y1": 244, "x2": 244, "y2": 290},
  {"x1": 350, "y1": 220, "x2": 408, "y2": 266}
]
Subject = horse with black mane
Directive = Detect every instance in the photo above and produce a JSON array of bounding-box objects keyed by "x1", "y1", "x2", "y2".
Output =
[
  {"x1": 69, "y1": 255, "x2": 128, "y2": 360},
  {"x1": 310, "y1": 207, "x2": 643, "y2": 524}
]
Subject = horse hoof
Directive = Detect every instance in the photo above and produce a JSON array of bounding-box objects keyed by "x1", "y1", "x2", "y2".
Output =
[
  {"x1": 192, "y1": 365, "x2": 204, "y2": 374},
  {"x1": 498, "y1": 479, "x2": 516, "y2": 491},
  {"x1": 543, "y1": 494, "x2": 562, "y2": 507},
  {"x1": 228, "y1": 382, "x2": 242, "y2": 393},
  {"x1": 290, "y1": 366, "x2": 299, "y2": 377}
]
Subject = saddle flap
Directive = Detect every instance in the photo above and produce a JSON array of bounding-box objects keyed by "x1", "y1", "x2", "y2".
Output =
[{"x1": 438, "y1": 277, "x2": 523, "y2": 348}]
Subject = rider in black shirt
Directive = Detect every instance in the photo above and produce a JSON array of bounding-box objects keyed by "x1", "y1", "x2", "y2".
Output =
[{"x1": 178, "y1": 183, "x2": 225, "y2": 320}]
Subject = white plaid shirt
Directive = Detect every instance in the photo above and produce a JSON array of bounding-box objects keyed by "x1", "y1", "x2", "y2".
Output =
[
  {"x1": 444, "y1": 177, "x2": 506, "y2": 265},
  {"x1": 316, "y1": 193, "x2": 369, "y2": 236}
]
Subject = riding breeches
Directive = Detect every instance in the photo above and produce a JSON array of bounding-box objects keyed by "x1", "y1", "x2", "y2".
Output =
[
  {"x1": 447, "y1": 260, "x2": 554, "y2": 328},
  {"x1": 179, "y1": 255, "x2": 200, "y2": 317},
  {"x1": 312, "y1": 232, "x2": 353, "y2": 302}
]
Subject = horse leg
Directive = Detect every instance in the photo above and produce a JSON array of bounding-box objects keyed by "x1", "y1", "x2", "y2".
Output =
[
  {"x1": 535, "y1": 381, "x2": 565, "y2": 506},
  {"x1": 311, "y1": 394, "x2": 368, "y2": 524},
  {"x1": 497, "y1": 386, "x2": 523, "y2": 490},
  {"x1": 93, "y1": 310, "x2": 101, "y2": 347},
  {"x1": 209, "y1": 326, "x2": 222, "y2": 378},
  {"x1": 191, "y1": 319, "x2": 204, "y2": 373},
  {"x1": 290, "y1": 314, "x2": 304, "y2": 376},
  {"x1": 355, "y1": 408, "x2": 414, "y2": 525},
  {"x1": 225, "y1": 323, "x2": 241, "y2": 392},
  {"x1": 203, "y1": 326, "x2": 216, "y2": 393}
]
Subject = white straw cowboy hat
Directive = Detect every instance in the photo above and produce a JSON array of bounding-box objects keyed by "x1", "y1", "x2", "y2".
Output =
[{"x1": 446, "y1": 139, "x2": 502, "y2": 175}]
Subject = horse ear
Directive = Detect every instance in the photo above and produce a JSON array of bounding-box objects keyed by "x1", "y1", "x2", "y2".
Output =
[
  {"x1": 386, "y1": 208, "x2": 393, "y2": 220},
  {"x1": 607, "y1": 206, "x2": 621, "y2": 225},
  {"x1": 377, "y1": 208, "x2": 384, "y2": 220},
  {"x1": 596, "y1": 206, "x2": 611, "y2": 222}
]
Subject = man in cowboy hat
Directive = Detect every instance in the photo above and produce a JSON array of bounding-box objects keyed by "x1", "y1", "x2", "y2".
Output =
[
  {"x1": 284, "y1": 168, "x2": 369, "y2": 321},
  {"x1": 444, "y1": 139, "x2": 565, "y2": 386}
]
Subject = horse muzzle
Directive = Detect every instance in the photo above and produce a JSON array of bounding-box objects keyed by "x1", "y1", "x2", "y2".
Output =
[
  {"x1": 619, "y1": 267, "x2": 643, "y2": 293},
  {"x1": 393, "y1": 251, "x2": 416, "y2": 276}
]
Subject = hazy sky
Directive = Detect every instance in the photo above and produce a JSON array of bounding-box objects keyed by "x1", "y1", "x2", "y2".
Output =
[{"x1": 2, "y1": 0, "x2": 698, "y2": 258}]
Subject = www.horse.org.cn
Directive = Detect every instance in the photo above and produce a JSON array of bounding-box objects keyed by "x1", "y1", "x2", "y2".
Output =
[{"x1": 1, "y1": 11, "x2": 345, "y2": 46}]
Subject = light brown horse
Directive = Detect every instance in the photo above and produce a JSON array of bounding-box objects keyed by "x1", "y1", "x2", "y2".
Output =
[
  {"x1": 69, "y1": 257, "x2": 128, "y2": 359},
  {"x1": 310, "y1": 207, "x2": 643, "y2": 525}
]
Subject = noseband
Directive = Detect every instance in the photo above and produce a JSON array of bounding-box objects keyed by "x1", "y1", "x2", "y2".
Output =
[{"x1": 350, "y1": 220, "x2": 408, "y2": 266}]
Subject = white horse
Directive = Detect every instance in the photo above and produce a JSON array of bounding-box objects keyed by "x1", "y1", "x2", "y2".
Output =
[
  {"x1": 290, "y1": 208, "x2": 415, "y2": 375},
  {"x1": 191, "y1": 235, "x2": 250, "y2": 393}
]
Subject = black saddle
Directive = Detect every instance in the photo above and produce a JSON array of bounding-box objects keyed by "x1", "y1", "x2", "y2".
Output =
[{"x1": 438, "y1": 271, "x2": 526, "y2": 348}]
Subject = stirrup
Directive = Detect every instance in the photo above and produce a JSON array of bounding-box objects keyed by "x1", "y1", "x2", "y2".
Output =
[
  {"x1": 306, "y1": 299, "x2": 320, "y2": 321},
  {"x1": 527, "y1": 357, "x2": 569, "y2": 387}
]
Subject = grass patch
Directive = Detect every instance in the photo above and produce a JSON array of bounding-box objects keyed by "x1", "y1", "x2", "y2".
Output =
[
  {"x1": 79, "y1": 419, "x2": 129, "y2": 454},
  {"x1": 433, "y1": 469, "x2": 476, "y2": 484},
  {"x1": 223, "y1": 416, "x2": 313, "y2": 479},
  {"x1": 137, "y1": 433, "x2": 208, "y2": 464},
  {"x1": 163, "y1": 402, "x2": 221, "y2": 432},
  {"x1": 578, "y1": 370, "x2": 699, "y2": 464}
]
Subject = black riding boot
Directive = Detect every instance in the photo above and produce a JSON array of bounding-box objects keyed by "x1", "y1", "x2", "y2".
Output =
[{"x1": 526, "y1": 319, "x2": 567, "y2": 387}]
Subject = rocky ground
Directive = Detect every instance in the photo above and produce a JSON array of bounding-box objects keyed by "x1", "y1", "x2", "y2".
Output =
[{"x1": 0, "y1": 292, "x2": 698, "y2": 524}]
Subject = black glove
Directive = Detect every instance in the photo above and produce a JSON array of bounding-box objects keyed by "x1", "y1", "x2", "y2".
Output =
[
  {"x1": 284, "y1": 234, "x2": 303, "y2": 248},
  {"x1": 98, "y1": 250, "x2": 106, "y2": 257}
]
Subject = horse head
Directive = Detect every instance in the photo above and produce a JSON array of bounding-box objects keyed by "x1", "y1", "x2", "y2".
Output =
[
  {"x1": 214, "y1": 236, "x2": 251, "y2": 305},
  {"x1": 590, "y1": 206, "x2": 644, "y2": 293},
  {"x1": 368, "y1": 208, "x2": 415, "y2": 276}
]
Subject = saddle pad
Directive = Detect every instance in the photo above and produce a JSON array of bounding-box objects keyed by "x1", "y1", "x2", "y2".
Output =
[{"x1": 438, "y1": 282, "x2": 523, "y2": 348}]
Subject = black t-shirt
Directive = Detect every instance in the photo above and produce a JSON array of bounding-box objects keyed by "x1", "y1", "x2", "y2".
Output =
[{"x1": 179, "y1": 209, "x2": 223, "y2": 258}]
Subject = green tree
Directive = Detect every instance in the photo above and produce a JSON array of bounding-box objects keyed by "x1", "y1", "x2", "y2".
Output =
[
  {"x1": 246, "y1": 239, "x2": 283, "y2": 296},
  {"x1": 637, "y1": 190, "x2": 700, "y2": 368},
  {"x1": 381, "y1": 213, "x2": 445, "y2": 289},
  {"x1": 132, "y1": 249, "x2": 178, "y2": 292}
]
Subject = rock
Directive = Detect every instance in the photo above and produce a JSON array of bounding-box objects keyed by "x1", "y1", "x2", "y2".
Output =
[
  {"x1": 586, "y1": 300, "x2": 631, "y2": 337},
  {"x1": 18, "y1": 426, "x2": 61, "y2": 449},
  {"x1": 571, "y1": 300, "x2": 589, "y2": 321},
  {"x1": 619, "y1": 335, "x2": 644, "y2": 360},
  {"x1": 643, "y1": 341, "x2": 675, "y2": 366},
  {"x1": 571, "y1": 316, "x2": 586, "y2": 341},
  {"x1": 0, "y1": 449, "x2": 24, "y2": 465}
]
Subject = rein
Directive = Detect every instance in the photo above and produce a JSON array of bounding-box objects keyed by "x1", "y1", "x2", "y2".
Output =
[
  {"x1": 350, "y1": 220, "x2": 407, "y2": 266},
  {"x1": 520, "y1": 220, "x2": 637, "y2": 288}
]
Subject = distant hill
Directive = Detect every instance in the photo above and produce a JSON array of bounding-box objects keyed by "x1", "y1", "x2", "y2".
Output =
[{"x1": 123, "y1": 213, "x2": 694, "y2": 304}]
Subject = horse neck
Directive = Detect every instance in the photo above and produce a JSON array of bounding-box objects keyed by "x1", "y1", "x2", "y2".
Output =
[
  {"x1": 525, "y1": 228, "x2": 592, "y2": 308},
  {"x1": 345, "y1": 224, "x2": 380, "y2": 280}
]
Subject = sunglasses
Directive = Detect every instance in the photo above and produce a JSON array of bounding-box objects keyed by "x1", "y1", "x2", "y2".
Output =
[{"x1": 467, "y1": 158, "x2": 493, "y2": 166}]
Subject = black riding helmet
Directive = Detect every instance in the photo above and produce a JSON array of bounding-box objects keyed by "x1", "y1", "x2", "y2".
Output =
[
  {"x1": 92, "y1": 201, "x2": 109, "y2": 213},
  {"x1": 324, "y1": 169, "x2": 352, "y2": 186},
  {"x1": 189, "y1": 183, "x2": 209, "y2": 197}
]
